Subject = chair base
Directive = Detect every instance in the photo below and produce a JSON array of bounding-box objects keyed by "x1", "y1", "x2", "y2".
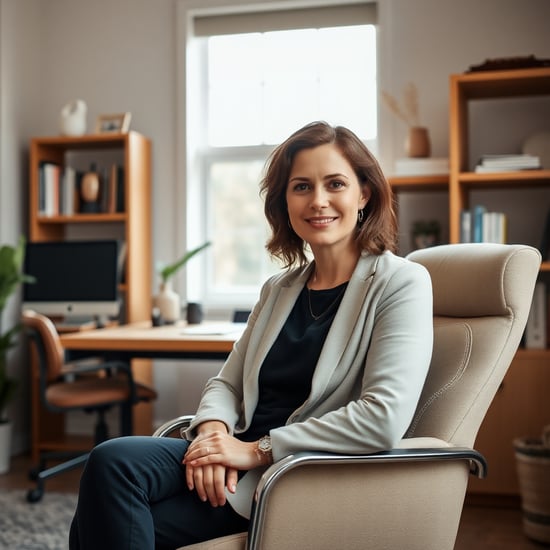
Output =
[{"x1": 27, "y1": 452, "x2": 89, "y2": 502}]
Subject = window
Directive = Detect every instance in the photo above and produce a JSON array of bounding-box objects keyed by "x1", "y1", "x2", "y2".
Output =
[{"x1": 184, "y1": 3, "x2": 378, "y2": 310}]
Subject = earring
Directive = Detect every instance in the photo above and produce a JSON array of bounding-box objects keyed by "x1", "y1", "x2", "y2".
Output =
[{"x1": 357, "y1": 210, "x2": 364, "y2": 224}]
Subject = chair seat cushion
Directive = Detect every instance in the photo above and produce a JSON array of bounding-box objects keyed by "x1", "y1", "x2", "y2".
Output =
[
  {"x1": 178, "y1": 532, "x2": 247, "y2": 550},
  {"x1": 46, "y1": 375, "x2": 157, "y2": 408}
]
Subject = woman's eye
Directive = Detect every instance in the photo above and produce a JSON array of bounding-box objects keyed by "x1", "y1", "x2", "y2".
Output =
[
  {"x1": 329, "y1": 180, "x2": 345, "y2": 189},
  {"x1": 292, "y1": 182, "x2": 310, "y2": 192}
]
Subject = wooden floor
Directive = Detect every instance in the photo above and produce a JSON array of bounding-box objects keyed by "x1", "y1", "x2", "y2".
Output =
[{"x1": 0, "y1": 453, "x2": 545, "y2": 549}]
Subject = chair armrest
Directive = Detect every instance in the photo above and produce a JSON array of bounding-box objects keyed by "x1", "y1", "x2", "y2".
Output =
[
  {"x1": 255, "y1": 446, "x2": 486, "y2": 500},
  {"x1": 153, "y1": 415, "x2": 195, "y2": 438}
]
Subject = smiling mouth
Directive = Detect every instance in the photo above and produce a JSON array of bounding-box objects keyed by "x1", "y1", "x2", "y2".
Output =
[{"x1": 307, "y1": 217, "x2": 337, "y2": 226}]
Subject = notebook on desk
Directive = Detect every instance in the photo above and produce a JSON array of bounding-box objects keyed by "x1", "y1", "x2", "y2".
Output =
[{"x1": 180, "y1": 322, "x2": 246, "y2": 336}]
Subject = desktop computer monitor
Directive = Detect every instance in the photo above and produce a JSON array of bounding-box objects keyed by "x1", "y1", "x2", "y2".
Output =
[{"x1": 23, "y1": 240, "x2": 122, "y2": 321}]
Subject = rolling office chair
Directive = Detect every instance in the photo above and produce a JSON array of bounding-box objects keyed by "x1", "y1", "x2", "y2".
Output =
[
  {"x1": 22, "y1": 309, "x2": 157, "y2": 503},
  {"x1": 154, "y1": 243, "x2": 541, "y2": 550}
]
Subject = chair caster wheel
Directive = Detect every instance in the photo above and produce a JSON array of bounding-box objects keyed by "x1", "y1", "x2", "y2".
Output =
[
  {"x1": 29, "y1": 467, "x2": 40, "y2": 481},
  {"x1": 27, "y1": 488, "x2": 44, "y2": 503}
]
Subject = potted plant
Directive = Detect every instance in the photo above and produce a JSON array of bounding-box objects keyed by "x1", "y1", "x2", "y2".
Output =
[
  {"x1": 154, "y1": 241, "x2": 211, "y2": 324},
  {"x1": 0, "y1": 236, "x2": 35, "y2": 473}
]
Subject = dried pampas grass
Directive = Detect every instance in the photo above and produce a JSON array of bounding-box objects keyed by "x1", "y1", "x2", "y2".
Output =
[{"x1": 381, "y1": 82, "x2": 420, "y2": 127}]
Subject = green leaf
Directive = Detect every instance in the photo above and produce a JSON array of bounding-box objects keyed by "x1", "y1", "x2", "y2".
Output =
[{"x1": 159, "y1": 241, "x2": 212, "y2": 283}]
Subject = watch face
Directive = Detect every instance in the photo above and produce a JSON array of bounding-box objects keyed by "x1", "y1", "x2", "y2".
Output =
[{"x1": 259, "y1": 437, "x2": 272, "y2": 452}]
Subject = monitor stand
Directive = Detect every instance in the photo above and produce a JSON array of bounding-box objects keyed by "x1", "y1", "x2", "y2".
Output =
[{"x1": 54, "y1": 315, "x2": 96, "y2": 331}]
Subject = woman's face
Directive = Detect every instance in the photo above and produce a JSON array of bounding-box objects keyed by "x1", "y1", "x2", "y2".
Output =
[{"x1": 285, "y1": 143, "x2": 370, "y2": 254}]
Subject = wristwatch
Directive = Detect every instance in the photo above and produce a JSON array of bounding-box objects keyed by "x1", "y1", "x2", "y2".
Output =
[{"x1": 256, "y1": 435, "x2": 273, "y2": 464}]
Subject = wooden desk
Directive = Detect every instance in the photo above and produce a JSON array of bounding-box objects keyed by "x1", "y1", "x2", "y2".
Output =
[
  {"x1": 59, "y1": 321, "x2": 243, "y2": 360},
  {"x1": 31, "y1": 322, "x2": 242, "y2": 463}
]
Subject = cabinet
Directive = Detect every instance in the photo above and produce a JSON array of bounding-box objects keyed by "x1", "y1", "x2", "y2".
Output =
[
  {"x1": 390, "y1": 68, "x2": 550, "y2": 498},
  {"x1": 28, "y1": 131, "x2": 153, "y2": 462}
]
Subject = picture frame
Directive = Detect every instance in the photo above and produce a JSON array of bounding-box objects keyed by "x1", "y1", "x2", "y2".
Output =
[{"x1": 95, "y1": 112, "x2": 132, "y2": 134}]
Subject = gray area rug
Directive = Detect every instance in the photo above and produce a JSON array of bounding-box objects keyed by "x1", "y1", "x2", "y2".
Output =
[{"x1": 0, "y1": 489, "x2": 77, "y2": 549}]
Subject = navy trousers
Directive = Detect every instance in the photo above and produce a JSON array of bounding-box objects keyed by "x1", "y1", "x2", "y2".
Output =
[{"x1": 69, "y1": 436, "x2": 249, "y2": 550}]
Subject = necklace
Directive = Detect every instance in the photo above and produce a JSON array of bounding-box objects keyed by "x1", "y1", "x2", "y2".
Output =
[{"x1": 307, "y1": 284, "x2": 347, "y2": 321}]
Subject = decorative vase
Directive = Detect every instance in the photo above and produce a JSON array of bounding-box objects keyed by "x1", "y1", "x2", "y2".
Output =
[
  {"x1": 405, "y1": 126, "x2": 431, "y2": 158},
  {"x1": 0, "y1": 421, "x2": 12, "y2": 474},
  {"x1": 59, "y1": 99, "x2": 87, "y2": 136},
  {"x1": 154, "y1": 281, "x2": 180, "y2": 324},
  {"x1": 80, "y1": 163, "x2": 102, "y2": 213}
]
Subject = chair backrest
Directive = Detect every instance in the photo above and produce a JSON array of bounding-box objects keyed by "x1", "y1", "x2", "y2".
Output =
[
  {"x1": 405, "y1": 243, "x2": 541, "y2": 447},
  {"x1": 22, "y1": 309, "x2": 65, "y2": 383}
]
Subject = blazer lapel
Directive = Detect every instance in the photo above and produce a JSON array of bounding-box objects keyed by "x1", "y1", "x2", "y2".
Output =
[{"x1": 307, "y1": 253, "x2": 380, "y2": 404}]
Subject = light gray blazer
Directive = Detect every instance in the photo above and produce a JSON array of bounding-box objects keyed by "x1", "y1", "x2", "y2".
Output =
[{"x1": 186, "y1": 250, "x2": 433, "y2": 518}]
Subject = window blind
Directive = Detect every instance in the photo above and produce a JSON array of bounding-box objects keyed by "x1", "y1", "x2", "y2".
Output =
[{"x1": 193, "y1": 3, "x2": 377, "y2": 37}]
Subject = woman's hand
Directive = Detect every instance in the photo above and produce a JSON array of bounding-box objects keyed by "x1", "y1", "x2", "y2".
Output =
[
  {"x1": 183, "y1": 423, "x2": 261, "y2": 507},
  {"x1": 185, "y1": 462, "x2": 238, "y2": 507}
]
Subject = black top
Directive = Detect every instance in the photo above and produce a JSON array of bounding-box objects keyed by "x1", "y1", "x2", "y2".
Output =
[{"x1": 238, "y1": 282, "x2": 348, "y2": 442}]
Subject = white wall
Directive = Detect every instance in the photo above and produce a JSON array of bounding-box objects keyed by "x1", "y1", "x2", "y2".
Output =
[
  {"x1": 1, "y1": 0, "x2": 549, "y2": 452},
  {"x1": 0, "y1": 0, "x2": 44, "y2": 453}
]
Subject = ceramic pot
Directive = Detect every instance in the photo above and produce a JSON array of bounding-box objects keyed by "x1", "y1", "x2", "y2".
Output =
[
  {"x1": 405, "y1": 126, "x2": 431, "y2": 158},
  {"x1": 154, "y1": 281, "x2": 180, "y2": 324},
  {"x1": 0, "y1": 421, "x2": 12, "y2": 474}
]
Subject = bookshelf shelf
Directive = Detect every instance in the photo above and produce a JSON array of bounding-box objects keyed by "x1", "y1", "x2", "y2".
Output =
[
  {"x1": 389, "y1": 174, "x2": 449, "y2": 192},
  {"x1": 457, "y1": 169, "x2": 550, "y2": 187},
  {"x1": 36, "y1": 213, "x2": 128, "y2": 223}
]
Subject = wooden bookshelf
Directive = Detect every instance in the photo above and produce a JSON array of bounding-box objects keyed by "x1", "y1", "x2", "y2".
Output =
[{"x1": 28, "y1": 131, "x2": 153, "y2": 463}]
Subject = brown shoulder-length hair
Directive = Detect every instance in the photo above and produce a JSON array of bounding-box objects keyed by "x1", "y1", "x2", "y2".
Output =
[{"x1": 261, "y1": 121, "x2": 398, "y2": 268}]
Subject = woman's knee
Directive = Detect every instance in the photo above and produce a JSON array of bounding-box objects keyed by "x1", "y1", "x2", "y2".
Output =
[{"x1": 83, "y1": 436, "x2": 146, "y2": 482}]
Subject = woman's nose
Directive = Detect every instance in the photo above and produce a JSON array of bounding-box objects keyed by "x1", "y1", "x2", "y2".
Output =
[{"x1": 310, "y1": 187, "x2": 329, "y2": 209}]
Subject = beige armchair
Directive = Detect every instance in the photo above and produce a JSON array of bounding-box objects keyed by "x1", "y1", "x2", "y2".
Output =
[{"x1": 154, "y1": 243, "x2": 541, "y2": 550}]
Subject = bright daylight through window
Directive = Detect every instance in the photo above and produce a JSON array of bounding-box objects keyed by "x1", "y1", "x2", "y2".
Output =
[{"x1": 189, "y1": 23, "x2": 377, "y2": 308}]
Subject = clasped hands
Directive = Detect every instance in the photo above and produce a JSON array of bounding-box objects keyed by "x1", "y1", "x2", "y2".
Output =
[{"x1": 183, "y1": 421, "x2": 262, "y2": 507}]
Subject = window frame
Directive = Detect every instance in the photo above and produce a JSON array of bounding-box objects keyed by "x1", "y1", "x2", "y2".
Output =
[{"x1": 178, "y1": 1, "x2": 379, "y2": 315}]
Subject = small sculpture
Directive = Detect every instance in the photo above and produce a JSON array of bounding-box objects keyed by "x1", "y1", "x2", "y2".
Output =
[{"x1": 60, "y1": 100, "x2": 87, "y2": 136}]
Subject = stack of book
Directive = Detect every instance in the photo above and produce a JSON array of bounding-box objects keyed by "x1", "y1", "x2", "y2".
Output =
[
  {"x1": 475, "y1": 154, "x2": 541, "y2": 173},
  {"x1": 460, "y1": 205, "x2": 507, "y2": 244}
]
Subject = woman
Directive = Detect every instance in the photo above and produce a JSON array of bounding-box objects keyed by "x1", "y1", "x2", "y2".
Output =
[{"x1": 69, "y1": 121, "x2": 433, "y2": 549}]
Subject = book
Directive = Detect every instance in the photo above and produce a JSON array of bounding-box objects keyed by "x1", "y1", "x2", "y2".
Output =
[
  {"x1": 115, "y1": 165, "x2": 125, "y2": 212},
  {"x1": 475, "y1": 154, "x2": 541, "y2": 173},
  {"x1": 394, "y1": 157, "x2": 449, "y2": 176},
  {"x1": 472, "y1": 205, "x2": 487, "y2": 243},
  {"x1": 41, "y1": 162, "x2": 61, "y2": 216},
  {"x1": 106, "y1": 163, "x2": 120, "y2": 213},
  {"x1": 525, "y1": 281, "x2": 547, "y2": 349},
  {"x1": 61, "y1": 166, "x2": 77, "y2": 215},
  {"x1": 460, "y1": 210, "x2": 471, "y2": 243},
  {"x1": 539, "y1": 207, "x2": 550, "y2": 261},
  {"x1": 481, "y1": 211, "x2": 507, "y2": 244},
  {"x1": 479, "y1": 154, "x2": 540, "y2": 167}
]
